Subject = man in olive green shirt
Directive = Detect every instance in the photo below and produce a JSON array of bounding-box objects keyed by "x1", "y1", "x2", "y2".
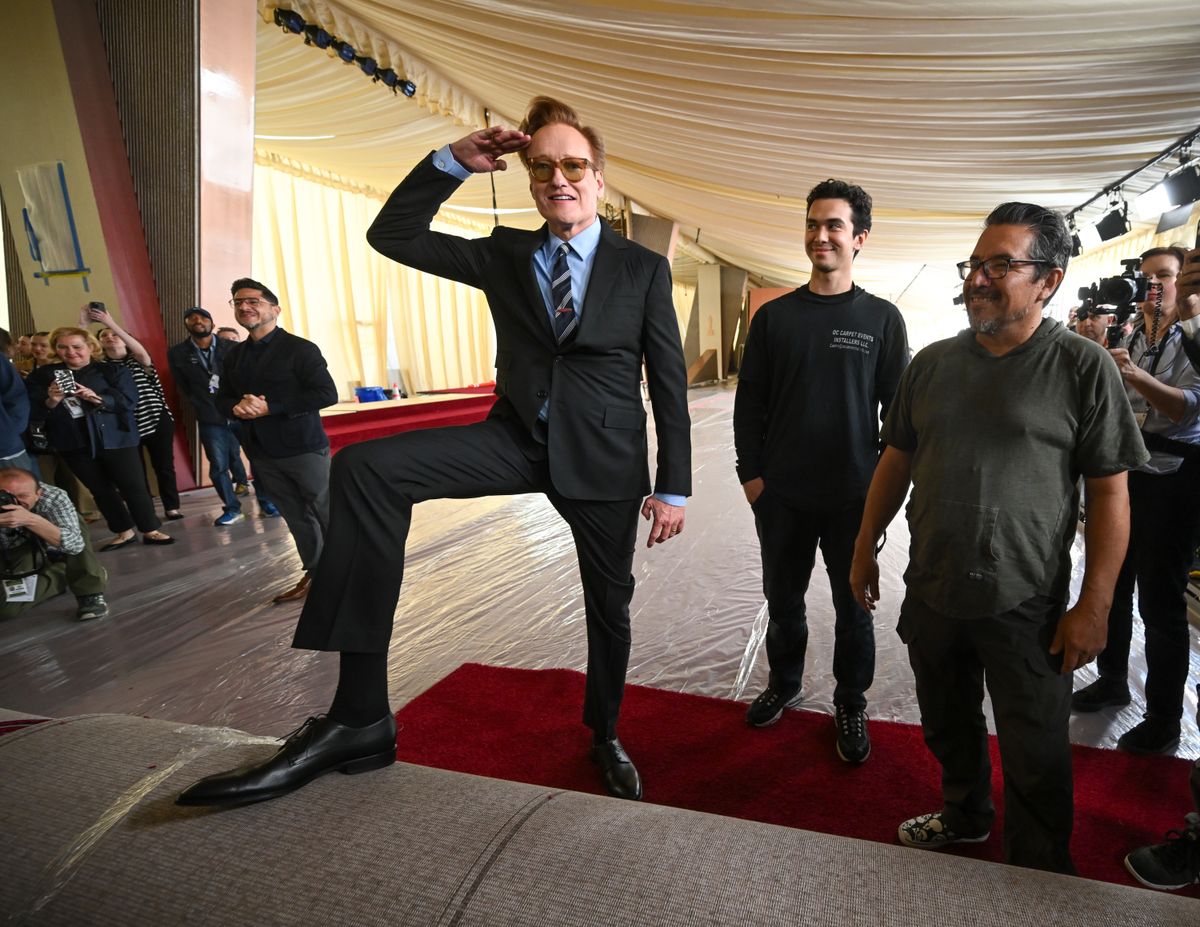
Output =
[{"x1": 850, "y1": 203, "x2": 1147, "y2": 874}]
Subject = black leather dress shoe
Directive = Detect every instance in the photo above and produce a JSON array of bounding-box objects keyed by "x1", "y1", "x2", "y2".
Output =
[
  {"x1": 176, "y1": 714, "x2": 396, "y2": 808},
  {"x1": 590, "y1": 738, "x2": 643, "y2": 801}
]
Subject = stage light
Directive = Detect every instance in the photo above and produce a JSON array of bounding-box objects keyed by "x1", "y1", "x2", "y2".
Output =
[
  {"x1": 1093, "y1": 204, "x2": 1129, "y2": 242},
  {"x1": 304, "y1": 24, "x2": 332, "y2": 48},
  {"x1": 1078, "y1": 223, "x2": 1102, "y2": 251},
  {"x1": 273, "y1": 8, "x2": 304, "y2": 34},
  {"x1": 270, "y1": 8, "x2": 419, "y2": 102},
  {"x1": 1134, "y1": 183, "x2": 1171, "y2": 220},
  {"x1": 1163, "y1": 165, "x2": 1200, "y2": 208}
]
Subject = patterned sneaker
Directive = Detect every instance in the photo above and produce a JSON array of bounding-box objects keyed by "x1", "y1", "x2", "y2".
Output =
[
  {"x1": 213, "y1": 511, "x2": 245, "y2": 527},
  {"x1": 835, "y1": 705, "x2": 870, "y2": 764},
  {"x1": 898, "y1": 812, "x2": 990, "y2": 850},
  {"x1": 75, "y1": 594, "x2": 109, "y2": 621},
  {"x1": 1124, "y1": 814, "x2": 1200, "y2": 891},
  {"x1": 745, "y1": 684, "x2": 803, "y2": 728}
]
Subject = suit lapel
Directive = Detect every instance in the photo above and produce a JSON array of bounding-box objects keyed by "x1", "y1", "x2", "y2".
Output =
[
  {"x1": 577, "y1": 220, "x2": 627, "y2": 341},
  {"x1": 516, "y1": 230, "x2": 556, "y2": 345}
]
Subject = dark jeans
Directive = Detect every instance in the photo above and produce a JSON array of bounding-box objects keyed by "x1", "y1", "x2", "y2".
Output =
[
  {"x1": 197, "y1": 421, "x2": 256, "y2": 514},
  {"x1": 1097, "y1": 461, "x2": 1200, "y2": 722},
  {"x1": 60, "y1": 446, "x2": 161, "y2": 534},
  {"x1": 295, "y1": 418, "x2": 640, "y2": 740},
  {"x1": 900, "y1": 594, "x2": 1074, "y2": 874},
  {"x1": 752, "y1": 491, "x2": 874, "y2": 709},
  {"x1": 139, "y1": 415, "x2": 180, "y2": 512}
]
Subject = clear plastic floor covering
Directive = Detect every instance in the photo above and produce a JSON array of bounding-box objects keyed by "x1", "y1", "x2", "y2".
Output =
[{"x1": 0, "y1": 384, "x2": 1196, "y2": 759}]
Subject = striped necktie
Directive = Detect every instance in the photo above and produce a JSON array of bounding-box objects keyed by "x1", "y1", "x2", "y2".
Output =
[{"x1": 551, "y1": 243, "x2": 578, "y2": 343}]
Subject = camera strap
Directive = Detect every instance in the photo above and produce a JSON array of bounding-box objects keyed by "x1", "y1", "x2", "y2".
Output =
[{"x1": 0, "y1": 532, "x2": 50, "y2": 580}]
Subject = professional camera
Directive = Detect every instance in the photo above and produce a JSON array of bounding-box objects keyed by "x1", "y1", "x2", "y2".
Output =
[{"x1": 1077, "y1": 258, "x2": 1150, "y2": 346}]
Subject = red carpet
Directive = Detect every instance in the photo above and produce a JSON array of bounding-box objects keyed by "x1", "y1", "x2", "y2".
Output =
[{"x1": 394, "y1": 662, "x2": 1199, "y2": 895}]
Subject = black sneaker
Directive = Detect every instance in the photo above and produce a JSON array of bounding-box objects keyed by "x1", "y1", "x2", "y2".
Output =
[
  {"x1": 1071, "y1": 675, "x2": 1131, "y2": 712},
  {"x1": 835, "y1": 705, "x2": 870, "y2": 764},
  {"x1": 745, "y1": 684, "x2": 803, "y2": 728},
  {"x1": 1117, "y1": 717, "x2": 1181, "y2": 755},
  {"x1": 1125, "y1": 813, "x2": 1200, "y2": 891}
]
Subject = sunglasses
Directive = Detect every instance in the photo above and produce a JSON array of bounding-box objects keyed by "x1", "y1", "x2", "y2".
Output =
[{"x1": 527, "y1": 157, "x2": 595, "y2": 183}]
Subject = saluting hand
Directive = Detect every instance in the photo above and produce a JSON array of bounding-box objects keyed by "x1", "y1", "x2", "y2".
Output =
[{"x1": 449, "y1": 125, "x2": 531, "y2": 174}]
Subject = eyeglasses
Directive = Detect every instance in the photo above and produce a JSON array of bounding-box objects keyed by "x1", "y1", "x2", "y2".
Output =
[
  {"x1": 229, "y1": 297, "x2": 267, "y2": 309},
  {"x1": 527, "y1": 157, "x2": 595, "y2": 183},
  {"x1": 957, "y1": 258, "x2": 1050, "y2": 281}
]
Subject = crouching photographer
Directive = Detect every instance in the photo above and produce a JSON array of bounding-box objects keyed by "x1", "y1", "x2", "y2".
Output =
[
  {"x1": 0, "y1": 467, "x2": 107, "y2": 621},
  {"x1": 1071, "y1": 246, "x2": 1200, "y2": 755}
]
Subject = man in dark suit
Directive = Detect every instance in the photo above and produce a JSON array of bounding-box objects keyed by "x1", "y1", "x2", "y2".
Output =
[
  {"x1": 216, "y1": 279, "x2": 339, "y2": 603},
  {"x1": 178, "y1": 97, "x2": 691, "y2": 808},
  {"x1": 167, "y1": 307, "x2": 278, "y2": 527}
]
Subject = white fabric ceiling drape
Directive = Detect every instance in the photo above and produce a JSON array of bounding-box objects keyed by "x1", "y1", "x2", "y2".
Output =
[{"x1": 252, "y1": 1, "x2": 1200, "y2": 350}]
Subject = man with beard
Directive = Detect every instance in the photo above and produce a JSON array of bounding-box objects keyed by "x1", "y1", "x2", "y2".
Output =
[
  {"x1": 213, "y1": 279, "x2": 338, "y2": 605},
  {"x1": 849, "y1": 202, "x2": 1147, "y2": 873},
  {"x1": 168, "y1": 307, "x2": 279, "y2": 527}
]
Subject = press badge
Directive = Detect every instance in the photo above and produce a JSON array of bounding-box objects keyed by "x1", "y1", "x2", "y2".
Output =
[
  {"x1": 3, "y1": 576, "x2": 36, "y2": 602},
  {"x1": 64, "y1": 397, "x2": 84, "y2": 419},
  {"x1": 208, "y1": 374, "x2": 220, "y2": 394}
]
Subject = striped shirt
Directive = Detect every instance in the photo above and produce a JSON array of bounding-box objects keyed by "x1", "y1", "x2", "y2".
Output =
[{"x1": 113, "y1": 355, "x2": 172, "y2": 437}]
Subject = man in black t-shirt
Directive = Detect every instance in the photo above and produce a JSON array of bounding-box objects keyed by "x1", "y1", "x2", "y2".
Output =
[{"x1": 734, "y1": 179, "x2": 908, "y2": 764}]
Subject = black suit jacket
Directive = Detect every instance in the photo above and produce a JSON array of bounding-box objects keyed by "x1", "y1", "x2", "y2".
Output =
[
  {"x1": 366, "y1": 153, "x2": 691, "y2": 501},
  {"x1": 215, "y1": 329, "x2": 338, "y2": 458},
  {"x1": 167, "y1": 336, "x2": 237, "y2": 425}
]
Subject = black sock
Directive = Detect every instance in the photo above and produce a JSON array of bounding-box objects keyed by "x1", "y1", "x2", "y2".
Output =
[{"x1": 327, "y1": 652, "x2": 390, "y2": 728}]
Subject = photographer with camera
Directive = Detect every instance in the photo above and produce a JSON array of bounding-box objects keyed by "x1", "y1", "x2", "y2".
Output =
[
  {"x1": 1071, "y1": 246, "x2": 1200, "y2": 758},
  {"x1": 25, "y1": 327, "x2": 174, "y2": 552},
  {"x1": 0, "y1": 467, "x2": 107, "y2": 620}
]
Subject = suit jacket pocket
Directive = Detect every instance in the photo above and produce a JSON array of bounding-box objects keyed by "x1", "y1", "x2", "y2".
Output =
[{"x1": 603, "y1": 405, "x2": 645, "y2": 430}]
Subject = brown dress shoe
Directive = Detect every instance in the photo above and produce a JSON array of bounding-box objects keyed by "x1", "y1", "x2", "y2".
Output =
[{"x1": 272, "y1": 573, "x2": 311, "y2": 604}]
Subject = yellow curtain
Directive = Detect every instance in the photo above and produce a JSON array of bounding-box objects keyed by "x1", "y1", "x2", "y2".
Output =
[{"x1": 251, "y1": 160, "x2": 497, "y2": 397}]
